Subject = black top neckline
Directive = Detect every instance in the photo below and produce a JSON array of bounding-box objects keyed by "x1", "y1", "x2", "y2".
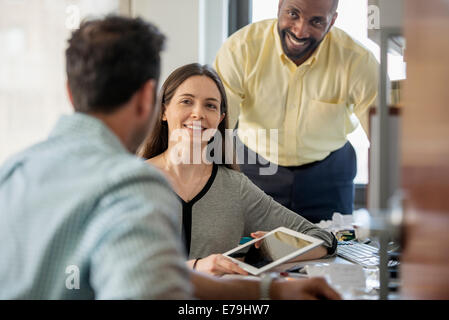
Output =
[{"x1": 177, "y1": 163, "x2": 218, "y2": 207}]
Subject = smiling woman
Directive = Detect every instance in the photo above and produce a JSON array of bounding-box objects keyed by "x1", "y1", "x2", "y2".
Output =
[
  {"x1": 139, "y1": 63, "x2": 235, "y2": 170},
  {"x1": 163, "y1": 77, "x2": 223, "y2": 140},
  {"x1": 138, "y1": 63, "x2": 337, "y2": 277}
]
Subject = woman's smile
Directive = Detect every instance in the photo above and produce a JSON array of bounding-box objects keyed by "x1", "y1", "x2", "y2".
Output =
[{"x1": 183, "y1": 121, "x2": 207, "y2": 132}]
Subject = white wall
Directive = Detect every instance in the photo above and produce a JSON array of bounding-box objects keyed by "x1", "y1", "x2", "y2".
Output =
[
  {"x1": 199, "y1": 0, "x2": 229, "y2": 65},
  {"x1": 132, "y1": 0, "x2": 200, "y2": 84},
  {"x1": 132, "y1": 0, "x2": 228, "y2": 85},
  {"x1": 0, "y1": 0, "x2": 228, "y2": 164},
  {"x1": 0, "y1": 0, "x2": 121, "y2": 164}
]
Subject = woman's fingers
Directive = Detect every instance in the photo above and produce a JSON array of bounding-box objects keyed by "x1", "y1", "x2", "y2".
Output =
[
  {"x1": 251, "y1": 231, "x2": 267, "y2": 249},
  {"x1": 196, "y1": 254, "x2": 249, "y2": 276},
  {"x1": 251, "y1": 231, "x2": 267, "y2": 238},
  {"x1": 218, "y1": 255, "x2": 248, "y2": 275}
]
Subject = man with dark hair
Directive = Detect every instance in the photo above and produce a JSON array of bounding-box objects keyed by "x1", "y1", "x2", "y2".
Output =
[
  {"x1": 0, "y1": 15, "x2": 340, "y2": 300},
  {"x1": 214, "y1": 0, "x2": 378, "y2": 223},
  {"x1": 66, "y1": 16, "x2": 164, "y2": 115}
]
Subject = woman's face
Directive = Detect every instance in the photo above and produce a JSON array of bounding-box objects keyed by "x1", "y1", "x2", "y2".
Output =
[{"x1": 163, "y1": 75, "x2": 225, "y2": 145}]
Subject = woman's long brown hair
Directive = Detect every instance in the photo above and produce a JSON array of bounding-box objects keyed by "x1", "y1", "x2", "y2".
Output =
[{"x1": 138, "y1": 63, "x2": 239, "y2": 171}]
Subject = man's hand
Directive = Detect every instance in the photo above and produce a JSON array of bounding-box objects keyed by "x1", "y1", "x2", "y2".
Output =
[
  {"x1": 272, "y1": 277, "x2": 342, "y2": 300},
  {"x1": 194, "y1": 254, "x2": 249, "y2": 276}
]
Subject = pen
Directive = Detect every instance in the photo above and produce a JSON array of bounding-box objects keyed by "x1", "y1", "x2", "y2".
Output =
[{"x1": 279, "y1": 272, "x2": 309, "y2": 279}]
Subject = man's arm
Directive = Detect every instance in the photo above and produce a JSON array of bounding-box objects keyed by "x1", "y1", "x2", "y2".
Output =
[
  {"x1": 89, "y1": 172, "x2": 192, "y2": 299},
  {"x1": 348, "y1": 51, "x2": 379, "y2": 139},
  {"x1": 213, "y1": 41, "x2": 245, "y2": 129},
  {"x1": 89, "y1": 208, "x2": 192, "y2": 299},
  {"x1": 190, "y1": 271, "x2": 341, "y2": 300}
]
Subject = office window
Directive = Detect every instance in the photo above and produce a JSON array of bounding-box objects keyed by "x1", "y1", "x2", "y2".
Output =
[
  {"x1": 251, "y1": 0, "x2": 406, "y2": 185},
  {"x1": 0, "y1": 0, "x2": 121, "y2": 165}
]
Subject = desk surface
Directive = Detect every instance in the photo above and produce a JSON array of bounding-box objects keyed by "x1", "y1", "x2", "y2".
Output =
[
  {"x1": 224, "y1": 256, "x2": 384, "y2": 300},
  {"x1": 272, "y1": 256, "x2": 354, "y2": 272}
]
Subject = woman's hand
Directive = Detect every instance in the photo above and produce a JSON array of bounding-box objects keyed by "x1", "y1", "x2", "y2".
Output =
[
  {"x1": 192, "y1": 254, "x2": 249, "y2": 276},
  {"x1": 250, "y1": 231, "x2": 267, "y2": 239},
  {"x1": 250, "y1": 231, "x2": 267, "y2": 248}
]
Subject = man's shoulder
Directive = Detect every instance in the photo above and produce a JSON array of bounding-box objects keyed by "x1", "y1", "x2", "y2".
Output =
[
  {"x1": 328, "y1": 27, "x2": 377, "y2": 60},
  {"x1": 223, "y1": 19, "x2": 276, "y2": 49},
  {"x1": 102, "y1": 153, "x2": 171, "y2": 192},
  {"x1": 86, "y1": 155, "x2": 179, "y2": 230},
  {"x1": 0, "y1": 139, "x2": 50, "y2": 181}
]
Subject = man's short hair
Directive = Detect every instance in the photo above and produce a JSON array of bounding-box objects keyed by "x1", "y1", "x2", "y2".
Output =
[
  {"x1": 66, "y1": 15, "x2": 165, "y2": 114},
  {"x1": 332, "y1": 0, "x2": 339, "y2": 13}
]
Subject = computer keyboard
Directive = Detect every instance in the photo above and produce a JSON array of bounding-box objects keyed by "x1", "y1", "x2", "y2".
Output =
[
  {"x1": 337, "y1": 240, "x2": 381, "y2": 268},
  {"x1": 337, "y1": 240, "x2": 401, "y2": 269}
]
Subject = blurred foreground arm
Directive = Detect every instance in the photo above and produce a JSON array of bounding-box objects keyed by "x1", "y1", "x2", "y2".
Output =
[{"x1": 190, "y1": 271, "x2": 341, "y2": 300}]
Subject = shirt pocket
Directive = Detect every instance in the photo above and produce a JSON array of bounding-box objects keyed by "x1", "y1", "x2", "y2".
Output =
[{"x1": 303, "y1": 100, "x2": 347, "y2": 143}]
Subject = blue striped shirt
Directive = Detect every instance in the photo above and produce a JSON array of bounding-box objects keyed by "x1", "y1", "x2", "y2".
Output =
[{"x1": 0, "y1": 113, "x2": 192, "y2": 299}]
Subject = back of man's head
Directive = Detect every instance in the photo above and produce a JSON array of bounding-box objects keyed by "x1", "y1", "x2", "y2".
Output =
[{"x1": 66, "y1": 16, "x2": 165, "y2": 114}]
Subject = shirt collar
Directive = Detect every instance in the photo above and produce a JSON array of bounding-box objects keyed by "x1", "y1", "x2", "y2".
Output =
[
  {"x1": 273, "y1": 19, "x2": 330, "y2": 68},
  {"x1": 49, "y1": 112, "x2": 129, "y2": 154}
]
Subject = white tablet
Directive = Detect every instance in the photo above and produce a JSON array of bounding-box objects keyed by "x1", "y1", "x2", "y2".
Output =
[{"x1": 223, "y1": 227, "x2": 324, "y2": 275}]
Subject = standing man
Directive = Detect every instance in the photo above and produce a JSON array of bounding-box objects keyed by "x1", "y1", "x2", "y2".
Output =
[
  {"x1": 0, "y1": 15, "x2": 340, "y2": 300},
  {"x1": 214, "y1": 0, "x2": 378, "y2": 223}
]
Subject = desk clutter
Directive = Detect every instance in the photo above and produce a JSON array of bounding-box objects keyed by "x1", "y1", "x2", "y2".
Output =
[
  {"x1": 314, "y1": 211, "x2": 402, "y2": 297},
  {"x1": 229, "y1": 211, "x2": 403, "y2": 299},
  {"x1": 284, "y1": 261, "x2": 379, "y2": 299}
]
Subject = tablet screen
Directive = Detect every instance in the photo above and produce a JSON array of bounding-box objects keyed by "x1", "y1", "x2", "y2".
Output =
[{"x1": 228, "y1": 230, "x2": 313, "y2": 268}]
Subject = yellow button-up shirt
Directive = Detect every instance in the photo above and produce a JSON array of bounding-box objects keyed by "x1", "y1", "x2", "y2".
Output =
[{"x1": 214, "y1": 19, "x2": 378, "y2": 166}]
